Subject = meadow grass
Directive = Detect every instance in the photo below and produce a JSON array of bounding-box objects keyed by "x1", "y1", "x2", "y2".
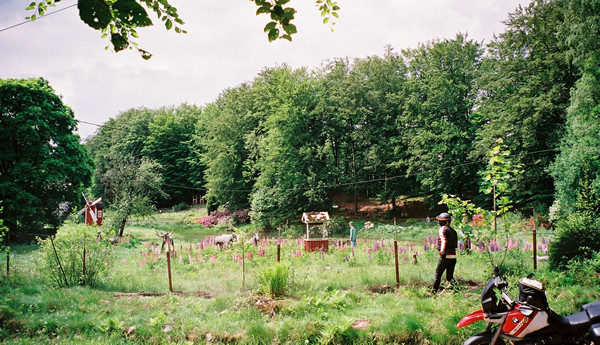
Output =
[{"x1": 1, "y1": 211, "x2": 599, "y2": 344}]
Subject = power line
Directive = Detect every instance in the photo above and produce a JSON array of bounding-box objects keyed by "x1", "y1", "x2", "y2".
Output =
[
  {"x1": 0, "y1": 3, "x2": 77, "y2": 33},
  {"x1": 76, "y1": 118, "x2": 558, "y2": 194},
  {"x1": 161, "y1": 148, "x2": 556, "y2": 193}
]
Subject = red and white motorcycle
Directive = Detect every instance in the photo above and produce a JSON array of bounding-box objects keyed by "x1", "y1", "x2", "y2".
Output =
[{"x1": 457, "y1": 271, "x2": 600, "y2": 344}]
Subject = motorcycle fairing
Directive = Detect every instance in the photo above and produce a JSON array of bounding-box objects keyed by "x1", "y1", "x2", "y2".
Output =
[
  {"x1": 457, "y1": 309, "x2": 485, "y2": 329},
  {"x1": 501, "y1": 306, "x2": 549, "y2": 338}
]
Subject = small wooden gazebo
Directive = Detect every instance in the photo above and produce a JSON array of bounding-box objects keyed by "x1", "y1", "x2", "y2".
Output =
[{"x1": 301, "y1": 212, "x2": 330, "y2": 252}]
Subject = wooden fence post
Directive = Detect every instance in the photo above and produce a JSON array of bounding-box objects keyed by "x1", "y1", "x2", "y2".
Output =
[
  {"x1": 532, "y1": 209, "x2": 537, "y2": 271},
  {"x1": 394, "y1": 218, "x2": 400, "y2": 289},
  {"x1": 167, "y1": 240, "x2": 173, "y2": 292}
]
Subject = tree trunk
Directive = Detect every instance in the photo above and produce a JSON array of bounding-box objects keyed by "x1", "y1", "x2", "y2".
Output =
[{"x1": 119, "y1": 217, "x2": 127, "y2": 237}]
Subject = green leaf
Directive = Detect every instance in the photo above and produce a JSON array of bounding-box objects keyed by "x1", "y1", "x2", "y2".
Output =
[
  {"x1": 112, "y1": 0, "x2": 153, "y2": 27},
  {"x1": 139, "y1": 48, "x2": 152, "y2": 60},
  {"x1": 282, "y1": 24, "x2": 296, "y2": 35},
  {"x1": 281, "y1": 34, "x2": 292, "y2": 41},
  {"x1": 282, "y1": 7, "x2": 295, "y2": 19},
  {"x1": 165, "y1": 18, "x2": 173, "y2": 30},
  {"x1": 264, "y1": 21, "x2": 277, "y2": 32},
  {"x1": 267, "y1": 28, "x2": 279, "y2": 42},
  {"x1": 78, "y1": 0, "x2": 111, "y2": 30},
  {"x1": 271, "y1": 5, "x2": 284, "y2": 18},
  {"x1": 256, "y1": 6, "x2": 271, "y2": 15},
  {"x1": 110, "y1": 32, "x2": 129, "y2": 52},
  {"x1": 323, "y1": 17, "x2": 329, "y2": 24}
]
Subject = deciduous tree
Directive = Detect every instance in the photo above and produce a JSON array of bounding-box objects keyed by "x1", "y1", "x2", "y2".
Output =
[
  {"x1": 401, "y1": 34, "x2": 482, "y2": 204},
  {"x1": 0, "y1": 78, "x2": 93, "y2": 241},
  {"x1": 101, "y1": 156, "x2": 166, "y2": 236}
]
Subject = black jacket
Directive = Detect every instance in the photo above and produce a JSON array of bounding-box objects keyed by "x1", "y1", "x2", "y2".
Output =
[{"x1": 437, "y1": 225, "x2": 457, "y2": 256}]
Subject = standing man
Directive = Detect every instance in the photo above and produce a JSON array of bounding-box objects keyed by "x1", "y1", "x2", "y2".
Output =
[
  {"x1": 349, "y1": 221, "x2": 356, "y2": 258},
  {"x1": 432, "y1": 212, "x2": 458, "y2": 293}
]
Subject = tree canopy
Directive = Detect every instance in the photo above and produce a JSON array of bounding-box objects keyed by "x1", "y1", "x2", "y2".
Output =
[
  {"x1": 0, "y1": 78, "x2": 93, "y2": 241},
  {"x1": 80, "y1": 0, "x2": 600, "y2": 228}
]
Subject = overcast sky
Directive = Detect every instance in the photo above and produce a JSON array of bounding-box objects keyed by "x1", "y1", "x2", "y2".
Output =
[{"x1": 1, "y1": 0, "x2": 526, "y2": 140}]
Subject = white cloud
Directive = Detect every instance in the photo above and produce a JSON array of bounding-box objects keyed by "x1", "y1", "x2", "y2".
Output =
[{"x1": 0, "y1": 0, "x2": 526, "y2": 139}]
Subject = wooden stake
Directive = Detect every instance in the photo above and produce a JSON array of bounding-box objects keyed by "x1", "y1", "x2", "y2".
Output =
[
  {"x1": 277, "y1": 228, "x2": 281, "y2": 262},
  {"x1": 532, "y1": 209, "x2": 537, "y2": 271},
  {"x1": 50, "y1": 236, "x2": 68, "y2": 287},
  {"x1": 82, "y1": 246, "x2": 86, "y2": 285},
  {"x1": 394, "y1": 218, "x2": 399, "y2": 289},
  {"x1": 166, "y1": 240, "x2": 173, "y2": 292}
]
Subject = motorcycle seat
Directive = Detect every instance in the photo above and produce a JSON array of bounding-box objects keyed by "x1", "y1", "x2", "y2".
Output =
[
  {"x1": 582, "y1": 301, "x2": 600, "y2": 312},
  {"x1": 547, "y1": 309, "x2": 591, "y2": 334},
  {"x1": 586, "y1": 306, "x2": 600, "y2": 324}
]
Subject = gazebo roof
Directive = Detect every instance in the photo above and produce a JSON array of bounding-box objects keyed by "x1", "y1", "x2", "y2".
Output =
[{"x1": 301, "y1": 212, "x2": 330, "y2": 224}]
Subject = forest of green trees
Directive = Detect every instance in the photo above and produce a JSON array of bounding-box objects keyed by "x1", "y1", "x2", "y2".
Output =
[{"x1": 1, "y1": 0, "x2": 599, "y2": 239}]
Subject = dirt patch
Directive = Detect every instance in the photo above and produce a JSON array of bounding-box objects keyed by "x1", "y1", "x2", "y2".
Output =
[
  {"x1": 366, "y1": 278, "x2": 483, "y2": 295},
  {"x1": 332, "y1": 195, "x2": 436, "y2": 219},
  {"x1": 460, "y1": 279, "x2": 482, "y2": 288},
  {"x1": 366, "y1": 284, "x2": 397, "y2": 294},
  {"x1": 253, "y1": 295, "x2": 284, "y2": 316}
]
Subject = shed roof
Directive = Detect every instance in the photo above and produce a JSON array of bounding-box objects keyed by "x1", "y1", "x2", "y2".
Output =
[{"x1": 301, "y1": 212, "x2": 330, "y2": 224}]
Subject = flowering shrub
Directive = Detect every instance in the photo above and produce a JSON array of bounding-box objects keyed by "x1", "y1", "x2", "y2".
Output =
[
  {"x1": 197, "y1": 209, "x2": 250, "y2": 227},
  {"x1": 233, "y1": 209, "x2": 251, "y2": 224},
  {"x1": 211, "y1": 209, "x2": 232, "y2": 220},
  {"x1": 198, "y1": 215, "x2": 218, "y2": 227}
]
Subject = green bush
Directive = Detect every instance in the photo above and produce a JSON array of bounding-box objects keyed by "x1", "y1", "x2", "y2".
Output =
[
  {"x1": 549, "y1": 213, "x2": 600, "y2": 270},
  {"x1": 172, "y1": 202, "x2": 190, "y2": 212},
  {"x1": 37, "y1": 224, "x2": 114, "y2": 287},
  {"x1": 257, "y1": 263, "x2": 291, "y2": 299},
  {"x1": 328, "y1": 216, "x2": 348, "y2": 237}
]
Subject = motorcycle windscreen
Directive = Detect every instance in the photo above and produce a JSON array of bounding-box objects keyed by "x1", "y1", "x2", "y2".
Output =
[{"x1": 457, "y1": 309, "x2": 485, "y2": 329}]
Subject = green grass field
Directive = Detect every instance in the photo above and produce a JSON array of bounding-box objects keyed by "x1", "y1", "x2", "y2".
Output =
[{"x1": 1, "y1": 207, "x2": 599, "y2": 344}]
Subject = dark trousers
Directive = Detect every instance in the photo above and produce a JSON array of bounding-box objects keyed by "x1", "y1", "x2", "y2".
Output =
[{"x1": 433, "y1": 257, "x2": 456, "y2": 292}]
